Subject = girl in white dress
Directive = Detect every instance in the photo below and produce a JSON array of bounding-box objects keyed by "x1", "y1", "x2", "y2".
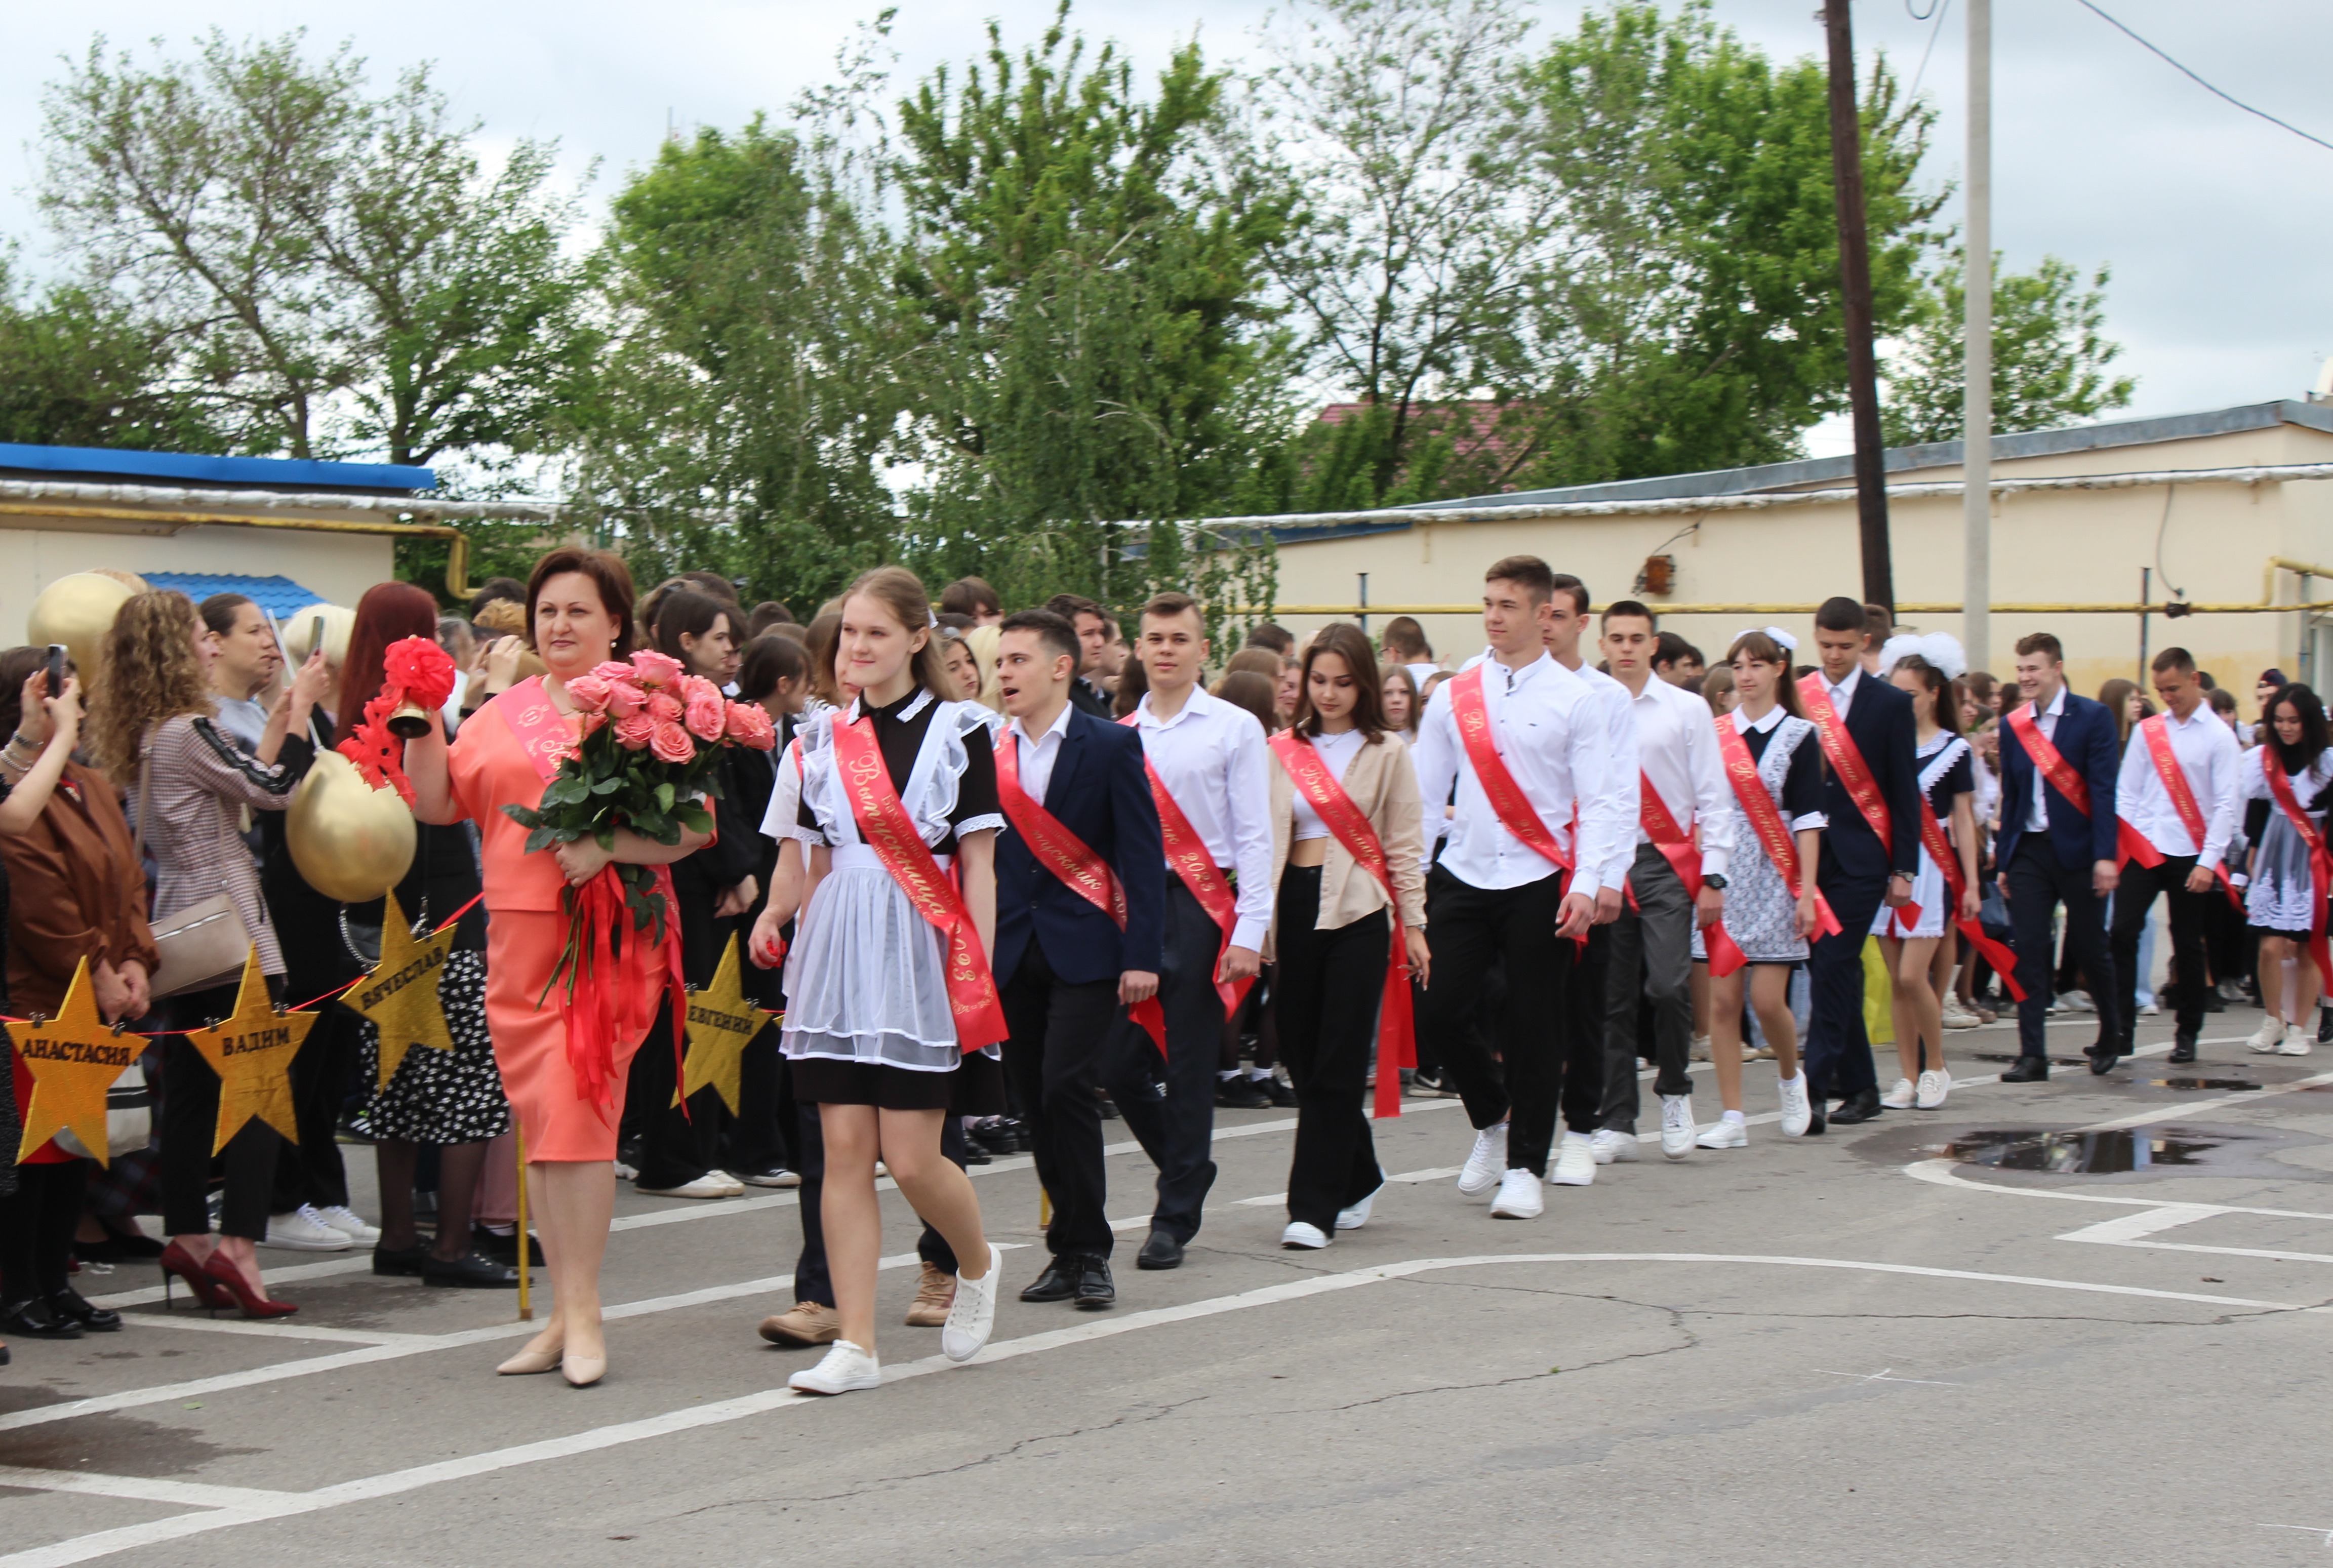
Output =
[{"x1": 2207, "y1": 682, "x2": 2333, "y2": 1056}]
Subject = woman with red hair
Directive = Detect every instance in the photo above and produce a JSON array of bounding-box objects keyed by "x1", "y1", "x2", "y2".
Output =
[{"x1": 338, "y1": 583, "x2": 517, "y2": 1288}]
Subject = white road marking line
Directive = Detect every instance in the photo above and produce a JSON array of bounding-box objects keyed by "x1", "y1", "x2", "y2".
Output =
[
  {"x1": 0, "y1": 1250, "x2": 2305, "y2": 1568},
  {"x1": 118, "y1": 1317, "x2": 430, "y2": 1346},
  {"x1": 0, "y1": 1468, "x2": 287, "y2": 1511},
  {"x1": 1811, "y1": 1366, "x2": 1964, "y2": 1387}
]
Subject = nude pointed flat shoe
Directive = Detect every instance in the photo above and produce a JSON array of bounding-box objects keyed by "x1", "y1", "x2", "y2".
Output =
[
  {"x1": 560, "y1": 1350, "x2": 606, "y2": 1388},
  {"x1": 497, "y1": 1344, "x2": 564, "y2": 1376}
]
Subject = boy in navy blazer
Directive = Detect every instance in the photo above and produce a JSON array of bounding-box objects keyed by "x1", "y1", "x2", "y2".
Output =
[
  {"x1": 990, "y1": 609, "x2": 1164, "y2": 1309},
  {"x1": 1802, "y1": 599, "x2": 1923, "y2": 1127},
  {"x1": 1994, "y1": 630, "x2": 2123, "y2": 1079}
]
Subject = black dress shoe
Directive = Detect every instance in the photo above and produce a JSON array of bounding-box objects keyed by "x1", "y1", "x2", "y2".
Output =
[
  {"x1": 1827, "y1": 1088, "x2": 1884, "y2": 1125},
  {"x1": 423, "y1": 1250, "x2": 520, "y2": 1289},
  {"x1": 1071, "y1": 1255, "x2": 1116, "y2": 1310},
  {"x1": 473, "y1": 1226, "x2": 545, "y2": 1267},
  {"x1": 46, "y1": 1288, "x2": 120, "y2": 1332},
  {"x1": 372, "y1": 1242, "x2": 429, "y2": 1277},
  {"x1": 2085, "y1": 1042, "x2": 2121, "y2": 1076},
  {"x1": 1264, "y1": 1077, "x2": 1298, "y2": 1109},
  {"x1": 2000, "y1": 1055, "x2": 2051, "y2": 1082},
  {"x1": 1804, "y1": 1099, "x2": 1826, "y2": 1136},
  {"x1": 1019, "y1": 1257, "x2": 1079, "y2": 1303},
  {"x1": 1136, "y1": 1229, "x2": 1184, "y2": 1270},
  {"x1": 2167, "y1": 1034, "x2": 2198, "y2": 1065},
  {"x1": 1216, "y1": 1075, "x2": 1271, "y2": 1110},
  {"x1": 0, "y1": 1299, "x2": 83, "y2": 1339}
]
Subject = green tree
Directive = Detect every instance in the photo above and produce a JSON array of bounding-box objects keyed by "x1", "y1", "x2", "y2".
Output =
[
  {"x1": 38, "y1": 30, "x2": 595, "y2": 468},
  {"x1": 890, "y1": 4, "x2": 1292, "y2": 622},
  {"x1": 1881, "y1": 251, "x2": 2136, "y2": 446},
  {"x1": 0, "y1": 256, "x2": 225, "y2": 450}
]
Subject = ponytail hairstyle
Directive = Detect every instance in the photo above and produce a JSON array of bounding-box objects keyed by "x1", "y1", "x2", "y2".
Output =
[
  {"x1": 840, "y1": 566, "x2": 953, "y2": 701},
  {"x1": 1725, "y1": 630, "x2": 1806, "y2": 720}
]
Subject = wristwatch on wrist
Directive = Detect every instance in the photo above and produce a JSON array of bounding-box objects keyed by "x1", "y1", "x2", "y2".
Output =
[{"x1": 1702, "y1": 874, "x2": 1728, "y2": 891}]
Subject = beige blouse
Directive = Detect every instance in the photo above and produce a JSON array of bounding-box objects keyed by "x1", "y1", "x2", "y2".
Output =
[{"x1": 1266, "y1": 729, "x2": 1428, "y2": 949}]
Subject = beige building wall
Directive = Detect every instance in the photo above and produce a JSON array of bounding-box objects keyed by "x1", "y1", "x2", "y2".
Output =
[{"x1": 1268, "y1": 414, "x2": 2333, "y2": 721}]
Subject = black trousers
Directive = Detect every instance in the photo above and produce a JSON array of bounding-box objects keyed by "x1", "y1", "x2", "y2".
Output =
[
  {"x1": 0, "y1": 1157, "x2": 89, "y2": 1300},
  {"x1": 725, "y1": 1030, "x2": 791, "y2": 1176},
  {"x1": 629, "y1": 1013, "x2": 729, "y2": 1190},
  {"x1": 1600, "y1": 844, "x2": 1696, "y2": 1131},
  {"x1": 2112, "y1": 852, "x2": 2210, "y2": 1044},
  {"x1": 158, "y1": 979, "x2": 283, "y2": 1241},
  {"x1": 1001, "y1": 939, "x2": 1121, "y2": 1259},
  {"x1": 789, "y1": 1075, "x2": 965, "y2": 1306},
  {"x1": 2008, "y1": 836, "x2": 2121, "y2": 1060},
  {"x1": 271, "y1": 1003, "x2": 359, "y2": 1215},
  {"x1": 1805, "y1": 869, "x2": 1887, "y2": 1102},
  {"x1": 1419, "y1": 867, "x2": 1572, "y2": 1177},
  {"x1": 1274, "y1": 866, "x2": 1387, "y2": 1232},
  {"x1": 1106, "y1": 880, "x2": 1225, "y2": 1242}
]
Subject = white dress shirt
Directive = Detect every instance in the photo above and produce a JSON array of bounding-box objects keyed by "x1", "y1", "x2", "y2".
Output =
[
  {"x1": 1006, "y1": 700, "x2": 1077, "y2": 808},
  {"x1": 2025, "y1": 685, "x2": 2067, "y2": 832},
  {"x1": 1819, "y1": 664, "x2": 1862, "y2": 721},
  {"x1": 2118, "y1": 703, "x2": 2242, "y2": 864},
  {"x1": 1130, "y1": 686, "x2": 1277, "y2": 950},
  {"x1": 1413, "y1": 648, "x2": 1629, "y2": 897},
  {"x1": 1633, "y1": 673, "x2": 1735, "y2": 878},
  {"x1": 1566, "y1": 660, "x2": 1641, "y2": 893}
]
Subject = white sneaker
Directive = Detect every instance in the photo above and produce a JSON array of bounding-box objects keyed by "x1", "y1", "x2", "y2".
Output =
[
  {"x1": 2064, "y1": 989, "x2": 2096, "y2": 1013},
  {"x1": 1551, "y1": 1132, "x2": 1597, "y2": 1187},
  {"x1": 1659, "y1": 1095, "x2": 1695, "y2": 1159},
  {"x1": 1915, "y1": 1069, "x2": 1950, "y2": 1109},
  {"x1": 1939, "y1": 999, "x2": 1983, "y2": 1031},
  {"x1": 1458, "y1": 1122, "x2": 1509, "y2": 1197},
  {"x1": 1489, "y1": 1168, "x2": 1544, "y2": 1219},
  {"x1": 264, "y1": 1209, "x2": 352, "y2": 1251},
  {"x1": 1777, "y1": 1074, "x2": 1812, "y2": 1138},
  {"x1": 637, "y1": 1172, "x2": 744, "y2": 1199},
  {"x1": 2139, "y1": 999, "x2": 2160, "y2": 1017},
  {"x1": 790, "y1": 1339, "x2": 882, "y2": 1394},
  {"x1": 740, "y1": 1168, "x2": 801, "y2": 1188},
  {"x1": 1696, "y1": 1113, "x2": 1748, "y2": 1150},
  {"x1": 308, "y1": 1204, "x2": 380, "y2": 1244},
  {"x1": 1689, "y1": 1034, "x2": 1712, "y2": 1062},
  {"x1": 1281, "y1": 1221, "x2": 1331, "y2": 1249},
  {"x1": 1880, "y1": 1077, "x2": 1917, "y2": 1110},
  {"x1": 942, "y1": 1243, "x2": 1002, "y2": 1362},
  {"x1": 1587, "y1": 1128, "x2": 1637, "y2": 1165},
  {"x1": 2279, "y1": 1024, "x2": 2315, "y2": 1057},
  {"x1": 2248, "y1": 1016, "x2": 2286, "y2": 1053},
  {"x1": 1336, "y1": 1181, "x2": 1383, "y2": 1231}
]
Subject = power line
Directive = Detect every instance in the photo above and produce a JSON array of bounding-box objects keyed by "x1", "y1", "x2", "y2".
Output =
[
  {"x1": 1907, "y1": 0, "x2": 1951, "y2": 102},
  {"x1": 2075, "y1": 0, "x2": 2333, "y2": 155}
]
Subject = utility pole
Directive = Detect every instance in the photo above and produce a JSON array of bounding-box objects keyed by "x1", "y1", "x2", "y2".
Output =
[
  {"x1": 1823, "y1": 0, "x2": 1894, "y2": 612},
  {"x1": 1964, "y1": 0, "x2": 1993, "y2": 672}
]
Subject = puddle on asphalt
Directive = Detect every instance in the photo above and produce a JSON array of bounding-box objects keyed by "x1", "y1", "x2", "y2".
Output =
[
  {"x1": 2145, "y1": 1077, "x2": 2263, "y2": 1092},
  {"x1": 1936, "y1": 1128, "x2": 2220, "y2": 1173}
]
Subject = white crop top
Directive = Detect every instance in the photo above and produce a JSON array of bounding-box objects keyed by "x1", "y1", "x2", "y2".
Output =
[{"x1": 1289, "y1": 727, "x2": 1369, "y2": 841}]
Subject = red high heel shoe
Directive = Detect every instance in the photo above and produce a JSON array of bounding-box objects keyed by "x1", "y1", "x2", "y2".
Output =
[
  {"x1": 159, "y1": 1241, "x2": 227, "y2": 1312},
  {"x1": 199, "y1": 1253, "x2": 298, "y2": 1319}
]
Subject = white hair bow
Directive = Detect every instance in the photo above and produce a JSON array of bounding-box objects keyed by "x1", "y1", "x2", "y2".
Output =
[
  {"x1": 1879, "y1": 631, "x2": 1967, "y2": 680},
  {"x1": 1734, "y1": 625, "x2": 1798, "y2": 653}
]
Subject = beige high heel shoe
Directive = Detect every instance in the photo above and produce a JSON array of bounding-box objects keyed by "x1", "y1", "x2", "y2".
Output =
[
  {"x1": 497, "y1": 1341, "x2": 564, "y2": 1376},
  {"x1": 560, "y1": 1349, "x2": 606, "y2": 1388}
]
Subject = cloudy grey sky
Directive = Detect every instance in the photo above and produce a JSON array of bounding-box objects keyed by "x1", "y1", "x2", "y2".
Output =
[{"x1": 4, "y1": 0, "x2": 2328, "y2": 443}]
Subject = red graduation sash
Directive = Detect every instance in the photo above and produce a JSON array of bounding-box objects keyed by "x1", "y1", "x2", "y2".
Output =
[
  {"x1": 1713, "y1": 715, "x2": 1842, "y2": 938},
  {"x1": 2137, "y1": 714, "x2": 2243, "y2": 910},
  {"x1": 831, "y1": 714, "x2": 1008, "y2": 1052},
  {"x1": 1119, "y1": 713, "x2": 1255, "y2": 1019},
  {"x1": 1795, "y1": 673, "x2": 1919, "y2": 929},
  {"x1": 494, "y1": 677, "x2": 687, "y2": 1118},
  {"x1": 2007, "y1": 701, "x2": 2161, "y2": 868},
  {"x1": 1270, "y1": 732, "x2": 1417, "y2": 1119},
  {"x1": 1639, "y1": 771, "x2": 1747, "y2": 977},
  {"x1": 1446, "y1": 664, "x2": 1574, "y2": 873},
  {"x1": 993, "y1": 727, "x2": 1168, "y2": 1052},
  {"x1": 2260, "y1": 748, "x2": 2333, "y2": 984},
  {"x1": 1915, "y1": 792, "x2": 2026, "y2": 999}
]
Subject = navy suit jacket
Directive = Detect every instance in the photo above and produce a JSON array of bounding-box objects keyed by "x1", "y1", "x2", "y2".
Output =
[
  {"x1": 1995, "y1": 691, "x2": 2121, "y2": 870},
  {"x1": 993, "y1": 706, "x2": 1166, "y2": 988},
  {"x1": 1812, "y1": 671, "x2": 1922, "y2": 886}
]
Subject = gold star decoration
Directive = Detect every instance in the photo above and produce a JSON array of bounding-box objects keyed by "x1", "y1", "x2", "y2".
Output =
[
  {"x1": 674, "y1": 934, "x2": 770, "y2": 1117},
  {"x1": 183, "y1": 947, "x2": 316, "y2": 1155},
  {"x1": 341, "y1": 891, "x2": 459, "y2": 1091},
  {"x1": 15, "y1": 957, "x2": 142, "y2": 1167}
]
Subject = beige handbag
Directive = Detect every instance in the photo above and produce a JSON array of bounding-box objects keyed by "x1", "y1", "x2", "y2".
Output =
[{"x1": 135, "y1": 747, "x2": 256, "y2": 1000}]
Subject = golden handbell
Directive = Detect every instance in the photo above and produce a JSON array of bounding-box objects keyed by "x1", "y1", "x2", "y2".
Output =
[
  {"x1": 286, "y1": 751, "x2": 416, "y2": 902},
  {"x1": 384, "y1": 696, "x2": 434, "y2": 738}
]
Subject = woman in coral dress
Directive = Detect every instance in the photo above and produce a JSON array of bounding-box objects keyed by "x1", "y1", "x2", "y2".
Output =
[{"x1": 406, "y1": 548, "x2": 708, "y2": 1387}]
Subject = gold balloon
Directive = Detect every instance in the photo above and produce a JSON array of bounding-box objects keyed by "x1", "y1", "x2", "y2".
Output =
[
  {"x1": 287, "y1": 750, "x2": 416, "y2": 902},
  {"x1": 26, "y1": 573, "x2": 136, "y2": 687}
]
